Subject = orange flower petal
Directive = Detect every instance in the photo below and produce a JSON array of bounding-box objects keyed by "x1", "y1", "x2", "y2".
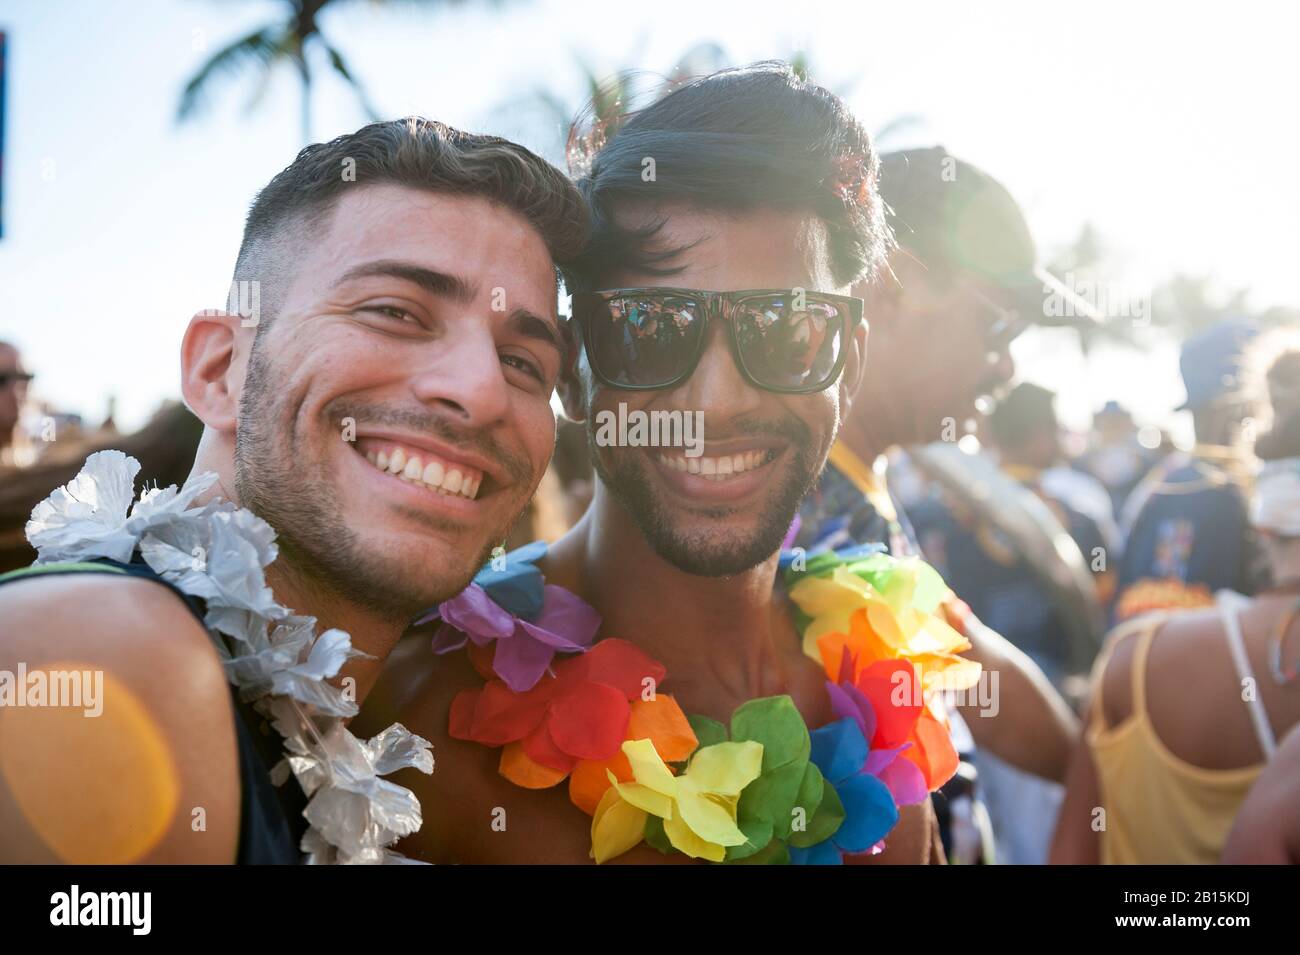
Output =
[
  {"x1": 900, "y1": 708, "x2": 959, "y2": 791},
  {"x1": 500, "y1": 742, "x2": 568, "y2": 789},
  {"x1": 569, "y1": 752, "x2": 630, "y2": 815},
  {"x1": 626, "y1": 694, "x2": 697, "y2": 762}
]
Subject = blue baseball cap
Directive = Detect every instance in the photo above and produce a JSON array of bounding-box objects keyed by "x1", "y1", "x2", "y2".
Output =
[{"x1": 1176, "y1": 319, "x2": 1260, "y2": 411}]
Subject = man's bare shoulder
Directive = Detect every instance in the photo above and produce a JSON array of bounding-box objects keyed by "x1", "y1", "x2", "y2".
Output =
[{"x1": 0, "y1": 571, "x2": 241, "y2": 863}]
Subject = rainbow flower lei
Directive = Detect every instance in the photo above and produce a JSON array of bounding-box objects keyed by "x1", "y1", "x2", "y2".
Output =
[{"x1": 430, "y1": 541, "x2": 981, "y2": 864}]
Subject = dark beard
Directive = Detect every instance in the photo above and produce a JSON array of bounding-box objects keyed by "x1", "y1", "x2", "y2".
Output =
[
  {"x1": 232, "y1": 338, "x2": 503, "y2": 622},
  {"x1": 589, "y1": 413, "x2": 820, "y2": 577}
]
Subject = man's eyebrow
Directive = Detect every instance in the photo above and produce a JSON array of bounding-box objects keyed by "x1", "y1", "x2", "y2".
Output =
[
  {"x1": 336, "y1": 260, "x2": 477, "y2": 303},
  {"x1": 507, "y1": 309, "x2": 564, "y2": 353}
]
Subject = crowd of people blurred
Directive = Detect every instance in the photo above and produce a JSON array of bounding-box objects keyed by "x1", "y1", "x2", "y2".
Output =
[{"x1": 2, "y1": 133, "x2": 1296, "y2": 865}]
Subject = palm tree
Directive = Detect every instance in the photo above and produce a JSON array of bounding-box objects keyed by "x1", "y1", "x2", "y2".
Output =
[{"x1": 177, "y1": 0, "x2": 507, "y2": 143}]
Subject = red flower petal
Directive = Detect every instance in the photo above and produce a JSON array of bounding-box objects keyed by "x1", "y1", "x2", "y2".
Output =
[
  {"x1": 466, "y1": 679, "x2": 553, "y2": 746},
  {"x1": 558, "y1": 638, "x2": 666, "y2": 699},
  {"x1": 857, "y1": 658, "x2": 922, "y2": 750},
  {"x1": 521, "y1": 720, "x2": 580, "y2": 773},
  {"x1": 546, "y1": 681, "x2": 632, "y2": 760}
]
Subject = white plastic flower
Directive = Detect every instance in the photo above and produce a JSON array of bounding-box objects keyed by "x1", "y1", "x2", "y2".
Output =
[
  {"x1": 226, "y1": 618, "x2": 366, "y2": 716},
  {"x1": 27, "y1": 451, "x2": 222, "y2": 564}
]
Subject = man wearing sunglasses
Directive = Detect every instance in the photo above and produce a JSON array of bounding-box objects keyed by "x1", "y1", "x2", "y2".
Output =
[
  {"x1": 378, "y1": 65, "x2": 955, "y2": 863},
  {"x1": 0, "y1": 341, "x2": 32, "y2": 459},
  {"x1": 794, "y1": 147, "x2": 1103, "y2": 863}
]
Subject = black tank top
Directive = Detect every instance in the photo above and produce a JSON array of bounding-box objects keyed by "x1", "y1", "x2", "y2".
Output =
[{"x1": 0, "y1": 557, "x2": 307, "y2": 863}]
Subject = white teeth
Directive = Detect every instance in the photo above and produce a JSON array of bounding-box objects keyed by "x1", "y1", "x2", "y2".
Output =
[
  {"x1": 363, "y1": 445, "x2": 481, "y2": 500},
  {"x1": 659, "y1": 450, "x2": 773, "y2": 480}
]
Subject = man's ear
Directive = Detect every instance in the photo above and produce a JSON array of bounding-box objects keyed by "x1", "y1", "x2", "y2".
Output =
[
  {"x1": 180, "y1": 311, "x2": 245, "y2": 433},
  {"x1": 839, "y1": 311, "x2": 870, "y2": 413},
  {"x1": 556, "y1": 329, "x2": 589, "y2": 424}
]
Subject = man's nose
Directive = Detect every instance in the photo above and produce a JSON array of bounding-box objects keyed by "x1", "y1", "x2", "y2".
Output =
[
  {"x1": 668, "y1": 323, "x2": 763, "y2": 419},
  {"x1": 408, "y1": 326, "x2": 510, "y2": 427}
]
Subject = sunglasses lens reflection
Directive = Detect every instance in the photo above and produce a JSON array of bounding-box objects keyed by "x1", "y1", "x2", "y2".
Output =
[
  {"x1": 734, "y1": 294, "x2": 844, "y2": 391},
  {"x1": 588, "y1": 294, "x2": 705, "y2": 388}
]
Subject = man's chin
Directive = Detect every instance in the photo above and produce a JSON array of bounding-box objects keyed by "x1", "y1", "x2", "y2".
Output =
[{"x1": 641, "y1": 517, "x2": 789, "y2": 578}]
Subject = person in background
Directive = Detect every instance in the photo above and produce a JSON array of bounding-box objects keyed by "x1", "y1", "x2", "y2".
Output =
[
  {"x1": 1112, "y1": 320, "x2": 1269, "y2": 622},
  {"x1": 0, "y1": 402, "x2": 204, "y2": 573},
  {"x1": 1076, "y1": 400, "x2": 1157, "y2": 518},
  {"x1": 913, "y1": 382, "x2": 1113, "y2": 681},
  {"x1": 0, "y1": 341, "x2": 33, "y2": 462},
  {"x1": 795, "y1": 147, "x2": 1088, "y2": 863},
  {"x1": 908, "y1": 382, "x2": 1111, "y2": 864},
  {"x1": 1052, "y1": 348, "x2": 1300, "y2": 864}
]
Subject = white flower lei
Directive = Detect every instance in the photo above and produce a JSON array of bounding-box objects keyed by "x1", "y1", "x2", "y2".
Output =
[{"x1": 25, "y1": 450, "x2": 434, "y2": 864}]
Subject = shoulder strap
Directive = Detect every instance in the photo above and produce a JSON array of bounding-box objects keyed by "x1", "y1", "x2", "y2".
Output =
[
  {"x1": 1091, "y1": 613, "x2": 1165, "y2": 731},
  {"x1": 1216, "y1": 592, "x2": 1278, "y2": 759},
  {"x1": 1129, "y1": 620, "x2": 1160, "y2": 718},
  {"x1": 0, "y1": 557, "x2": 209, "y2": 627}
]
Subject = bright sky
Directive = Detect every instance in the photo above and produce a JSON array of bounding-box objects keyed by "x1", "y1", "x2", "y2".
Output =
[{"x1": 1, "y1": 0, "x2": 1297, "y2": 439}]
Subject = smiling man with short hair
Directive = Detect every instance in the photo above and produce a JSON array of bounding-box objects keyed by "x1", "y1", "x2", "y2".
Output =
[{"x1": 0, "y1": 118, "x2": 588, "y2": 863}]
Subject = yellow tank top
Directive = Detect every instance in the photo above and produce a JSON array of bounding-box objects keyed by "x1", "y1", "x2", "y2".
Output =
[{"x1": 1086, "y1": 613, "x2": 1267, "y2": 865}]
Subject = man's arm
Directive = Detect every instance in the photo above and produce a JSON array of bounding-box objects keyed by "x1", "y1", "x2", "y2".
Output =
[
  {"x1": 952, "y1": 609, "x2": 1080, "y2": 782},
  {"x1": 0, "y1": 574, "x2": 240, "y2": 863}
]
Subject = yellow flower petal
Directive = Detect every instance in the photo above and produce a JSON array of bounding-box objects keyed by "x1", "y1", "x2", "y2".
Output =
[
  {"x1": 621, "y1": 738, "x2": 677, "y2": 796},
  {"x1": 663, "y1": 805, "x2": 728, "y2": 862},
  {"x1": 609, "y1": 778, "x2": 676, "y2": 819},
  {"x1": 681, "y1": 740, "x2": 764, "y2": 796},
  {"x1": 590, "y1": 786, "x2": 649, "y2": 864},
  {"x1": 675, "y1": 786, "x2": 750, "y2": 847}
]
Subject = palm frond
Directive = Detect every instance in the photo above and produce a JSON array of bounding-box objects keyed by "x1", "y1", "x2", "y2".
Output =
[
  {"x1": 322, "y1": 42, "x2": 381, "y2": 120},
  {"x1": 177, "y1": 27, "x2": 289, "y2": 122}
]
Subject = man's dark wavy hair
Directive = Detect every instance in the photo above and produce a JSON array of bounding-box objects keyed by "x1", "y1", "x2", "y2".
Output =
[{"x1": 563, "y1": 62, "x2": 892, "y2": 292}]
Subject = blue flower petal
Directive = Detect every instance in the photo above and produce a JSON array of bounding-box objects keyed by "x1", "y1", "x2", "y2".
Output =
[
  {"x1": 789, "y1": 840, "x2": 844, "y2": 866},
  {"x1": 474, "y1": 541, "x2": 548, "y2": 617},
  {"x1": 834, "y1": 772, "x2": 899, "y2": 853},
  {"x1": 809, "y1": 718, "x2": 870, "y2": 783}
]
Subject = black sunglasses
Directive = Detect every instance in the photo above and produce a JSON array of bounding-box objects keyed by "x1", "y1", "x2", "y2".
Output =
[
  {"x1": 0, "y1": 371, "x2": 33, "y2": 389},
  {"x1": 570, "y1": 287, "x2": 864, "y2": 395}
]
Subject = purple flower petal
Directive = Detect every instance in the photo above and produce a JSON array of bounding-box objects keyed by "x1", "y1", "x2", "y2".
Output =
[
  {"x1": 430, "y1": 621, "x2": 469, "y2": 655},
  {"x1": 826, "y1": 679, "x2": 877, "y2": 743},
  {"x1": 531, "y1": 585, "x2": 600, "y2": 647},
  {"x1": 492, "y1": 624, "x2": 559, "y2": 692},
  {"x1": 863, "y1": 741, "x2": 908, "y2": 777},
  {"x1": 440, "y1": 583, "x2": 516, "y2": 643},
  {"x1": 879, "y1": 754, "x2": 928, "y2": 806}
]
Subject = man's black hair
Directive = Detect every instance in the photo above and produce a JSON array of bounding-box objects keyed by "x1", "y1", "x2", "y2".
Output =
[{"x1": 565, "y1": 62, "x2": 891, "y2": 291}]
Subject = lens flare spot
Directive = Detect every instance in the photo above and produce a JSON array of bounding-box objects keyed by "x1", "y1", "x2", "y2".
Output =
[{"x1": 0, "y1": 663, "x2": 179, "y2": 863}]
